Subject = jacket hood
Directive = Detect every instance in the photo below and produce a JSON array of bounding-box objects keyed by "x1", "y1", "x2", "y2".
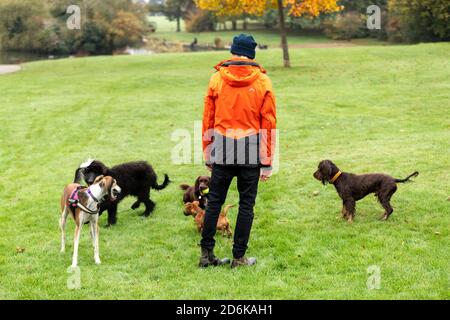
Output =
[{"x1": 214, "y1": 58, "x2": 266, "y2": 87}]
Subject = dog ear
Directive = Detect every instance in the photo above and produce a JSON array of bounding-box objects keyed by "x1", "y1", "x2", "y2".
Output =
[
  {"x1": 327, "y1": 162, "x2": 333, "y2": 179},
  {"x1": 106, "y1": 177, "x2": 116, "y2": 195},
  {"x1": 194, "y1": 177, "x2": 200, "y2": 190},
  {"x1": 329, "y1": 161, "x2": 339, "y2": 176},
  {"x1": 318, "y1": 161, "x2": 331, "y2": 184},
  {"x1": 110, "y1": 179, "x2": 119, "y2": 192},
  {"x1": 105, "y1": 176, "x2": 113, "y2": 189},
  {"x1": 91, "y1": 160, "x2": 108, "y2": 175},
  {"x1": 93, "y1": 175, "x2": 104, "y2": 184},
  {"x1": 73, "y1": 168, "x2": 83, "y2": 184}
]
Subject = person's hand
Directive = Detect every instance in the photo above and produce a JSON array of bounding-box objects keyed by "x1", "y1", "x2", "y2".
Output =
[
  {"x1": 205, "y1": 164, "x2": 213, "y2": 172},
  {"x1": 260, "y1": 168, "x2": 272, "y2": 182}
]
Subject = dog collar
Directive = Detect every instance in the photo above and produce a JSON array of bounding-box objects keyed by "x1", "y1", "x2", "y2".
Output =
[
  {"x1": 87, "y1": 188, "x2": 99, "y2": 202},
  {"x1": 330, "y1": 171, "x2": 342, "y2": 184}
]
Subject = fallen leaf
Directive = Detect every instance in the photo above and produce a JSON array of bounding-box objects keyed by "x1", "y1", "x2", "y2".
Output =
[{"x1": 16, "y1": 247, "x2": 25, "y2": 253}]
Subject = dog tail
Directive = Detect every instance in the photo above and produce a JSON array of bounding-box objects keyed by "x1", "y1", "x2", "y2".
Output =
[
  {"x1": 73, "y1": 168, "x2": 83, "y2": 183},
  {"x1": 221, "y1": 204, "x2": 235, "y2": 217},
  {"x1": 395, "y1": 171, "x2": 419, "y2": 183},
  {"x1": 179, "y1": 184, "x2": 190, "y2": 191},
  {"x1": 152, "y1": 174, "x2": 171, "y2": 190}
]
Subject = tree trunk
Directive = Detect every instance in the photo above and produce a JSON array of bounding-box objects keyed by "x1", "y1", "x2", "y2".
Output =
[
  {"x1": 243, "y1": 15, "x2": 247, "y2": 30},
  {"x1": 232, "y1": 19, "x2": 237, "y2": 31},
  {"x1": 176, "y1": 16, "x2": 181, "y2": 32},
  {"x1": 277, "y1": 0, "x2": 290, "y2": 68}
]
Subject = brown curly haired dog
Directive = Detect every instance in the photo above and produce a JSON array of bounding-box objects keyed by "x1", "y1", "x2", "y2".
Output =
[{"x1": 313, "y1": 160, "x2": 418, "y2": 222}]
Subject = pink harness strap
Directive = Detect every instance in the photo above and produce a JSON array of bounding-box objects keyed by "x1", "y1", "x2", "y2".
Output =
[
  {"x1": 68, "y1": 187, "x2": 82, "y2": 208},
  {"x1": 67, "y1": 186, "x2": 99, "y2": 215}
]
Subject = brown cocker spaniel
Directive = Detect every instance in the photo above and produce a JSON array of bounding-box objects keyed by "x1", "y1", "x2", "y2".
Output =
[
  {"x1": 313, "y1": 160, "x2": 418, "y2": 222},
  {"x1": 180, "y1": 176, "x2": 211, "y2": 215}
]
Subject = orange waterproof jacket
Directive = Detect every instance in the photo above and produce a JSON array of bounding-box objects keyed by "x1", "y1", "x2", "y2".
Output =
[{"x1": 202, "y1": 57, "x2": 276, "y2": 167}]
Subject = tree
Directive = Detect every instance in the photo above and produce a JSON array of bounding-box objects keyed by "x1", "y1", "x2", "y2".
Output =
[
  {"x1": 0, "y1": 0, "x2": 149, "y2": 54},
  {"x1": 337, "y1": 0, "x2": 387, "y2": 12},
  {"x1": 0, "y1": 0, "x2": 50, "y2": 52},
  {"x1": 196, "y1": 0, "x2": 342, "y2": 67},
  {"x1": 388, "y1": 0, "x2": 450, "y2": 42},
  {"x1": 156, "y1": 0, "x2": 192, "y2": 32},
  {"x1": 109, "y1": 10, "x2": 146, "y2": 49}
]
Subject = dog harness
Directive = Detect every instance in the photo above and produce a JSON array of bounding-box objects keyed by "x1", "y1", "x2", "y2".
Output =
[{"x1": 68, "y1": 186, "x2": 100, "y2": 215}]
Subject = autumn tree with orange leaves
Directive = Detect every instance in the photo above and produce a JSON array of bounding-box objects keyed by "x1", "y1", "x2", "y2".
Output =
[{"x1": 196, "y1": 0, "x2": 342, "y2": 67}]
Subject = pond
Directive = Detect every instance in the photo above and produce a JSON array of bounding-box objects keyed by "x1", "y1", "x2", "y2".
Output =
[
  {"x1": 0, "y1": 44, "x2": 219, "y2": 64},
  {"x1": 0, "y1": 49, "x2": 152, "y2": 64},
  {"x1": 0, "y1": 51, "x2": 63, "y2": 64}
]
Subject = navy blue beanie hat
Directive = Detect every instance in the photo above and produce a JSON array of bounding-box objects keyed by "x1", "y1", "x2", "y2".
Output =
[{"x1": 231, "y1": 34, "x2": 257, "y2": 59}]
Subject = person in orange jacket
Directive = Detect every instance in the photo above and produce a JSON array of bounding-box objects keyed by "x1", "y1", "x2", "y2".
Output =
[{"x1": 200, "y1": 34, "x2": 276, "y2": 268}]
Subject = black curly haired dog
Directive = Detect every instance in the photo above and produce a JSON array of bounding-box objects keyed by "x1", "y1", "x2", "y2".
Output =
[
  {"x1": 74, "y1": 159, "x2": 170, "y2": 226},
  {"x1": 313, "y1": 160, "x2": 418, "y2": 222}
]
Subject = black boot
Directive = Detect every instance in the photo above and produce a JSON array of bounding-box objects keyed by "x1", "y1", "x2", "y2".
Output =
[
  {"x1": 231, "y1": 256, "x2": 257, "y2": 268},
  {"x1": 199, "y1": 247, "x2": 230, "y2": 268}
]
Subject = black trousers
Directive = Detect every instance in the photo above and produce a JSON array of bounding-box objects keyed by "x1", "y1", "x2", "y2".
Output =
[{"x1": 200, "y1": 164, "x2": 260, "y2": 259}]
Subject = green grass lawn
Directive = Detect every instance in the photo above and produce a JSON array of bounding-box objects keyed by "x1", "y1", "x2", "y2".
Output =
[{"x1": 0, "y1": 43, "x2": 449, "y2": 299}]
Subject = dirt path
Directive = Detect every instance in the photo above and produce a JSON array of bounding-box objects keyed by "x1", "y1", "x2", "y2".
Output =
[
  {"x1": 290, "y1": 42, "x2": 357, "y2": 49},
  {"x1": 0, "y1": 65, "x2": 21, "y2": 75}
]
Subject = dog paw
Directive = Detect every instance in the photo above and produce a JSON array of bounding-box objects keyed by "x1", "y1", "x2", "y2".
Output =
[{"x1": 95, "y1": 260, "x2": 101, "y2": 265}]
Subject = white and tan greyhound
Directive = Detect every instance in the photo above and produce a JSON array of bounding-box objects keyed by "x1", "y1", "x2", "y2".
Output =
[{"x1": 60, "y1": 175, "x2": 121, "y2": 267}]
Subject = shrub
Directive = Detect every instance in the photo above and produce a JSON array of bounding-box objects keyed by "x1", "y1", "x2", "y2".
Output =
[
  {"x1": 214, "y1": 37, "x2": 224, "y2": 48},
  {"x1": 385, "y1": 15, "x2": 404, "y2": 42},
  {"x1": 185, "y1": 10, "x2": 215, "y2": 32},
  {"x1": 263, "y1": 9, "x2": 278, "y2": 29},
  {"x1": 387, "y1": 0, "x2": 450, "y2": 42},
  {"x1": 0, "y1": 0, "x2": 149, "y2": 54},
  {"x1": 78, "y1": 20, "x2": 110, "y2": 54},
  {"x1": 0, "y1": 0, "x2": 55, "y2": 52},
  {"x1": 323, "y1": 11, "x2": 366, "y2": 41},
  {"x1": 109, "y1": 10, "x2": 146, "y2": 49}
]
